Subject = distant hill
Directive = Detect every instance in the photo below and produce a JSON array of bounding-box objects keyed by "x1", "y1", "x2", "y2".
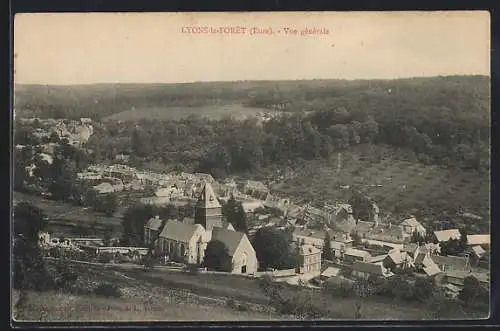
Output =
[{"x1": 13, "y1": 75, "x2": 490, "y2": 121}]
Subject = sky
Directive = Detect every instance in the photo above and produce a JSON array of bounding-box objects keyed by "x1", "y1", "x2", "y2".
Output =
[{"x1": 14, "y1": 11, "x2": 490, "y2": 85}]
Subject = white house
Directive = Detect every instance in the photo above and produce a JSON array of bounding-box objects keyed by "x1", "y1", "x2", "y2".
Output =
[
  {"x1": 399, "y1": 217, "x2": 426, "y2": 239},
  {"x1": 433, "y1": 229, "x2": 461, "y2": 242}
]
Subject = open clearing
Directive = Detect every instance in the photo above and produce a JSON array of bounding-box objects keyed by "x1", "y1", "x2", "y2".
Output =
[
  {"x1": 13, "y1": 192, "x2": 123, "y2": 237},
  {"x1": 271, "y1": 144, "x2": 489, "y2": 231},
  {"x1": 103, "y1": 104, "x2": 271, "y2": 122}
]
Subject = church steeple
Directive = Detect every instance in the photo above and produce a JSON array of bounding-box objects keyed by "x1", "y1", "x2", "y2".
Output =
[{"x1": 195, "y1": 182, "x2": 223, "y2": 231}]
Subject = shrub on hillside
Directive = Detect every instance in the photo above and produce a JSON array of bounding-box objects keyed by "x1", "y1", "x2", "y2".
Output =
[
  {"x1": 97, "y1": 252, "x2": 114, "y2": 263},
  {"x1": 93, "y1": 282, "x2": 122, "y2": 298}
]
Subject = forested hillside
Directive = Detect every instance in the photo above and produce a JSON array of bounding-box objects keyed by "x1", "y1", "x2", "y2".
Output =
[{"x1": 14, "y1": 75, "x2": 490, "y2": 226}]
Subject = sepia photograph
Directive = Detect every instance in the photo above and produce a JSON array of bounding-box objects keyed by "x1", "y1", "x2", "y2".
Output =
[{"x1": 12, "y1": 11, "x2": 490, "y2": 322}]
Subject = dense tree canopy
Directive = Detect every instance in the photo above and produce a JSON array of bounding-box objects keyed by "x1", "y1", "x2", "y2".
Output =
[
  {"x1": 252, "y1": 227, "x2": 297, "y2": 270},
  {"x1": 222, "y1": 196, "x2": 248, "y2": 233},
  {"x1": 202, "y1": 240, "x2": 232, "y2": 271},
  {"x1": 13, "y1": 203, "x2": 51, "y2": 290}
]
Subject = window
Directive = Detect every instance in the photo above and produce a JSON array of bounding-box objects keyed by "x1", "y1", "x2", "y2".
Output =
[{"x1": 180, "y1": 244, "x2": 186, "y2": 257}]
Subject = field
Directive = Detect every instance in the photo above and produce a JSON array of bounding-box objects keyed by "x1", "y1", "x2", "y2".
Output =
[
  {"x1": 99, "y1": 263, "x2": 443, "y2": 320},
  {"x1": 103, "y1": 104, "x2": 272, "y2": 122},
  {"x1": 13, "y1": 192, "x2": 123, "y2": 237},
  {"x1": 12, "y1": 290, "x2": 275, "y2": 322},
  {"x1": 12, "y1": 260, "x2": 445, "y2": 322},
  {"x1": 271, "y1": 144, "x2": 490, "y2": 231}
]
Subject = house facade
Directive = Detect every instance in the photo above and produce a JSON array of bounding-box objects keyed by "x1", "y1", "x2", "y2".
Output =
[
  {"x1": 298, "y1": 244, "x2": 322, "y2": 275},
  {"x1": 399, "y1": 217, "x2": 426, "y2": 239},
  {"x1": 351, "y1": 261, "x2": 393, "y2": 280},
  {"x1": 144, "y1": 216, "x2": 164, "y2": 245},
  {"x1": 292, "y1": 228, "x2": 353, "y2": 258}
]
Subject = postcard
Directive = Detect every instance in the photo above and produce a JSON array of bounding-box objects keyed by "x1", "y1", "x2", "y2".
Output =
[{"x1": 12, "y1": 11, "x2": 490, "y2": 323}]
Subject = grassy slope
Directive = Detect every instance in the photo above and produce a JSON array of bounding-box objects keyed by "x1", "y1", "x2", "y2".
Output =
[
  {"x1": 13, "y1": 260, "x2": 437, "y2": 321},
  {"x1": 117, "y1": 268, "x2": 430, "y2": 320},
  {"x1": 13, "y1": 191, "x2": 123, "y2": 237},
  {"x1": 12, "y1": 290, "x2": 275, "y2": 322},
  {"x1": 270, "y1": 144, "x2": 489, "y2": 230}
]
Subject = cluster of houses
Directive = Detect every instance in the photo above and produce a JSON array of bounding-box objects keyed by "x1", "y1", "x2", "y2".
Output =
[
  {"x1": 38, "y1": 231, "x2": 149, "y2": 260},
  {"x1": 18, "y1": 117, "x2": 93, "y2": 147},
  {"x1": 287, "y1": 217, "x2": 490, "y2": 295}
]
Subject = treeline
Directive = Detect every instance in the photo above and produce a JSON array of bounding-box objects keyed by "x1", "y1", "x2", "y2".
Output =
[
  {"x1": 85, "y1": 94, "x2": 489, "y2": 179},
  {"x1": 14, "y1": 76, "x2": 489, "y2": 121}
]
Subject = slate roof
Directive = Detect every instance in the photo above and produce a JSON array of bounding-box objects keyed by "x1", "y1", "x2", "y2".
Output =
[
  {"x1": 423, "y1": 260, "x2": 442, "y2": 277},
  {"x1": 321, "y1": 267, "x2": 341, "y2": 278},
  {"x1": 433, "y1": 229, "x2": 461, "y2": 242},
  {"x1": 345, "y1": 248, "x2": 372, "y2": 259},
  {"x1": 414, "y1": 247, "x2": 430, "y2": 265},
  {"x1": 299, "y1": 244, "x2": 321, "y2": 256},
  {"x1": 400, "y1": 217, "x2": 424, "y2": 228},
  {"x1": 351, "y1": 261, "x2": 387, "y2": 276},
  {"x1": 467, "y1": 234, "x2": 490, "y2": 246},
  {"x1": 211, "y1": 227, "x2": 245, "y2": 256},
  {"x1": 293, "y1": 228, "x2": 352, "y2": 243},
  {"x1": 196, "y1": 182, "x2": 221, "y2": 209},
  {"x1": 403, "y1": 243, "x2": 419, "y2": 256},
  {"x1": 431, "y1": 254, "x2": 469, "y2": 272},
  {"x1": 386, "y1": 250, "x2": 410, "y2": 265},
  {"x1": 159, "y1": 220, "x2": 200, "y2": 243},
  {"x1": 145, "y1": 216, "x2": 164, "y2": 231},
  {"x1": 472, "y1": 245, "x2": 486, "y2": 257}
]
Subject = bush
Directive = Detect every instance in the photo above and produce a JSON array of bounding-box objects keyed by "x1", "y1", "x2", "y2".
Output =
[
  {"x1": 93, "y1": 282, "x2": 122, "y2": 298},
  {"x1": 325, "y1": 279, "x2": 355, "y2": 298},
  {"x1": 97, "y1": 252, "x2": 114, "y2": 263}
]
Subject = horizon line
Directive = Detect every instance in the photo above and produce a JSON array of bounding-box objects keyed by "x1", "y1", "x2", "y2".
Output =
[{"x1": 14, "y1": 74, "x2": 490, "y2": 87}]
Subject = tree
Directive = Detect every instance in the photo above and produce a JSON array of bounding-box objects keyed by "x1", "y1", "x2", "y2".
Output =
[
  {"x1": 92, "y1": 193, "x2": 118, "y2": 216},
  {"x1": 458, "y1": 228, "x2": 468, "y2": 252},
  {"x1": 350, "y1": 231, "x2": 362, "y2": 246},
  {"x1": 389, "y1": 275, "x2": 414, "y2": 301},
  {"x1": 327, "y1": 124, "x2": 350, "y2": 150},
  {"x1": 222, "y1": 196, "x2": 248, "y2": 233},
  {"x1": 458, "y1": 276, "x2": 482, "y2": 303},
  {"x1": 202, "y1": 240, "x2": 232, "y2": 272},
  {"x1": 361, "y1": 116, "x2": 379, "y2": 143},
  {"x1": 47, "y1": 157, "x2": 77, "y2": 202},
  {"x1": 322, "y1": 231, "x2": 334, "y2": 261},
  {"x1": 410, "y1": 230, "x2": 426, "y2": 245},
  {"x1": 348, "y1": 190, "x2": 374, "y2": 223},
  {"x1": 414, "y1": 277, "x2": 435, "y2": 302},
  {"x1": 13, "y1": 203, "x2": 52, "y2": 290},
  {"x1": 121, "y1": 204, "x2": 155, "y2": 246},
  {"x1": 253, "y1": 227, "x2": 297, "y2": 270}
]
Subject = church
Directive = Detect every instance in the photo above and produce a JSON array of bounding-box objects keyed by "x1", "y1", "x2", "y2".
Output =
[{"x1": 145, "y1": 182, "x2": 258, "y2": 274}]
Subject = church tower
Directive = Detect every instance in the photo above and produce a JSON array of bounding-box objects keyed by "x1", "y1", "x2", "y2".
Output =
[{"x1": 195, "y1": 182, "x2": 223, "y2": 231}]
